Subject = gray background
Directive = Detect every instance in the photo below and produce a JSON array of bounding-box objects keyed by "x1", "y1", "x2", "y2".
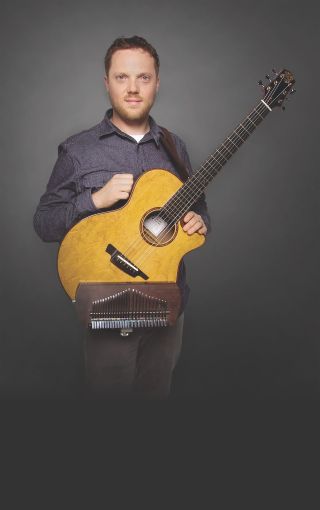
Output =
[{"x1": 1, "y1": 0, "x2": 319, "y2": 399}]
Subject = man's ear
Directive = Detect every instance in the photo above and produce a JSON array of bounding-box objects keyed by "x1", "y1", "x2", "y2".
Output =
[
  {"x1": 156, "y1": 76, "x2": 160, "y2": 92},
  {"x1": 104, "y1": 75, "x2": 109, "y2": 92}
]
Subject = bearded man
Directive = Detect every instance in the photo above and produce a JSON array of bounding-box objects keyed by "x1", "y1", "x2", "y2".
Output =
[{"x1": 34, "y1": 36, "x2": 211, "y2": 398}]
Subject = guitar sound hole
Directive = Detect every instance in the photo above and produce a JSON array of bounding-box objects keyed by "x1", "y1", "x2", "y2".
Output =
[{"x1": 140, "y1": 209, "x2": 177, "y2": 247}]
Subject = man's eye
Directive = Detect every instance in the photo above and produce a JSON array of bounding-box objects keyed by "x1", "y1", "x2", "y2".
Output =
[
  {"x1": 141, "y1": 75, "x2": 151, "y2": 81},
  {"x1": 116, "y1": 75, "x2": 126, "y2": 80}
]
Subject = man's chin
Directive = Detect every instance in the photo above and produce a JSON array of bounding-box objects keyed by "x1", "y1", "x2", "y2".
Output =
[
  {"x1": 124, "y1": 111, "x2": 149, "y2": 123},
  {"x1": 114, "y1": 105, "x2": 151, "y2": 124}
]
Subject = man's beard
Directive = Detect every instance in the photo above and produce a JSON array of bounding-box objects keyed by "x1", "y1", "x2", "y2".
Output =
[{"x1": 110, "y1": 97, "x2": 154, "y2": 125}]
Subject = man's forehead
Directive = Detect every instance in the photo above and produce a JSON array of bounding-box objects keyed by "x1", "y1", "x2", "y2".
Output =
[{"x1": 110, "y1": 48, "x2": 156, "y2": 70}]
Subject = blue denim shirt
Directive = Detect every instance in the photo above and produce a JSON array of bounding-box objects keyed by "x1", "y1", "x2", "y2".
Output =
[{"x1": 34, "y1": 109, "x2": 211, "y2": 309}]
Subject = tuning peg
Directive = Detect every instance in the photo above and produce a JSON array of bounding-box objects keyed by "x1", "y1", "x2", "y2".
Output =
[
  {"x1": 290, "y1": 88, "x2": 296, "y2": 94},
  {"x1": 272, "y1": 68, "x2": 278, "y2": 74},
  {"x1": 282, "y1": 106, "x2": 286, "y2": 111},
  {"x1": 265, "y1": 74, "x2": 271, "y2": 81},
  {"x1": 258, "y1": 80, "x2": 264, "y2": 87}
]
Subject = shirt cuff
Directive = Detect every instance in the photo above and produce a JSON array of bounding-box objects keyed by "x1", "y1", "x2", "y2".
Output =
[{"x1": 75, "y1": 189, "x2": 98, "y2": 216}]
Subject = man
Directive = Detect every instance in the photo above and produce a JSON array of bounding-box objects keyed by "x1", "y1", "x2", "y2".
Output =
[{"x1": 34, "y1": 36, "x2": 211, "y2": 398}]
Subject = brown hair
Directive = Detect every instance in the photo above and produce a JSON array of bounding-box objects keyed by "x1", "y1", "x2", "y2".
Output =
[{"x1": 104, "y1": 36, "x2": 160, "y2": 76}]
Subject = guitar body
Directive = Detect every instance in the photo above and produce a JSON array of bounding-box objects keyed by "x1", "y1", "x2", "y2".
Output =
[{"x1": 58, "y1": 168, "x2": 205, "y2": 300}]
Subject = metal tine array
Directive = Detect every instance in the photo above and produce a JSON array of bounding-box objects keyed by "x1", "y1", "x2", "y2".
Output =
[{"x1": 89, "y1": 288, "x2": 169, "y2": 330}]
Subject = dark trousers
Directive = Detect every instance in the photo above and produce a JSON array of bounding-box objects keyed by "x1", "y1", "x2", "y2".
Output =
[{"x1": 84, "y1": 313, "x2": 184, "y2": 399}]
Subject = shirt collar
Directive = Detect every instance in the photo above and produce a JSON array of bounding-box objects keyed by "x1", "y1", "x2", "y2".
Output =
[{"x1": 98, "y1": 108, "x2": 162, "y2": 147}]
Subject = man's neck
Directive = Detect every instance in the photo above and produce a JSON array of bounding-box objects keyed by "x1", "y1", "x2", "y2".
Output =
[{"x1": 110, "y1": 113, "x2": 150, "y2": 136}]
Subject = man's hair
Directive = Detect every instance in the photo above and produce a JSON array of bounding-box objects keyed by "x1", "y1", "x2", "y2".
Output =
[{"x1": 104, "y1": 36, "x2": 160, "y2": 76}]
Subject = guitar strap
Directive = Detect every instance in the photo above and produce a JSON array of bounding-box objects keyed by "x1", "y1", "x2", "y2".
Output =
[{"x1": 159, "y1": 127, "x2": 189, "y2": 182}]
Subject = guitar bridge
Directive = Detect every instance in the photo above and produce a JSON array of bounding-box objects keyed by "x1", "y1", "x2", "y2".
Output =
[{"x1": 106, "y1": 244, "x2": 149, "y2": 280}]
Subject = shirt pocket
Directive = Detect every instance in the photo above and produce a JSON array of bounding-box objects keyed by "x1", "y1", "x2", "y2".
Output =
[{"x1": 79, "y1": 169, "x2": 117, "y2": 193}]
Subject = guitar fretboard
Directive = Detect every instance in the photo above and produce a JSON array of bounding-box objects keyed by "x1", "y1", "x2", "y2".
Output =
[{"x1": 160, "y1": 100, "x2": 271, "y2": 223}]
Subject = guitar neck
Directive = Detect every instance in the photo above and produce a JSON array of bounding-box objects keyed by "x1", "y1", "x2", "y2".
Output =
[{"x1": 161, "y1": 99, "x2": 272, "y2": 223}]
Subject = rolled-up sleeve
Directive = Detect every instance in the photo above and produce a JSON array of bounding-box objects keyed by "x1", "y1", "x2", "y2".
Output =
[{"x1": 33, "y1": 143, "x2": 97, "y2": 242}]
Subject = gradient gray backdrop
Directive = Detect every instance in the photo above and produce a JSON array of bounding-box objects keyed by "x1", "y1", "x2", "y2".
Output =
[{"x1": 1, "y1": 0, "x2": 319, "y2": 399}]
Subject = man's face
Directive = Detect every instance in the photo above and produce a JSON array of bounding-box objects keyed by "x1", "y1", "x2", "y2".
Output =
[{"x1": 105, "y1": 48, "x2": 159, "y2": 125}]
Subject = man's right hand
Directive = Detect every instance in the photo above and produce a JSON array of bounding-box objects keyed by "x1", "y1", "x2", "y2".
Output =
[{"x1": 91, "y1": 173, "x2": 134, "y2": 209}]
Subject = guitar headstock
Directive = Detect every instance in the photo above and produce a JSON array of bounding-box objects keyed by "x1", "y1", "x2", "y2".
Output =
[{"x1": 259, "y1": 69, "x2": 296, "y2": 110}]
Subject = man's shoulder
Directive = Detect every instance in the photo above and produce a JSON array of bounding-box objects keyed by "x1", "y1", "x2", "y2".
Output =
[
  {"x1": 159, "y1": 126, "x2": 188, "y2": 150},
  {"x1": 58, "y1": 120, "x2": 104, "y2": 151},
  {"x1": 173, "y1": 133, "x2": 188, "y2": 153},
  {"x1": 160, "y1": 127, "x2": 189, "y2": 158}
]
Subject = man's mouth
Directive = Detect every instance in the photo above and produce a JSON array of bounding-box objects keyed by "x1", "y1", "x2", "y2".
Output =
[{"x1": 125, "y1": 98, "x2": 142, "y2": 103}]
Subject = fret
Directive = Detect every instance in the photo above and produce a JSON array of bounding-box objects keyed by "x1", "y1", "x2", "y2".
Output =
[
  {"x1": 221, "y1": 142, "x2": 234, "y2": 156},
  {"x1": 208, "y1": 153, "x2": 224, "y2": 168},
  {"x1": 216, "y1": 147, "x2": 229, "y2": 162},
  {"x1": 246, "y1": 116, "x2": 257, "y2": 128},
  {"x1": 243, "y1": 118, "x2": 256, "y2": 133},
  {"x1": 239, "y1": 122, "x2": 251, "y2": 136},
  {"x1": 253, "y1": 108, "x2": 264, "y2": 120},
  {"x1": 226, "y1": 136, "x2": 239, "y2": 150},
  {"x1": 232, "y1": 130, "x2": 246, "y2": 143}
]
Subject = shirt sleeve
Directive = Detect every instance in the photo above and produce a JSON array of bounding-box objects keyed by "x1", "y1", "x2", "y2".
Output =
[
  {"x1": 174, "y1": 136, "x2": 212, "y2": 234},
  {"x1": 33, "y1": 143, "x2": 97, "y2": 242}
]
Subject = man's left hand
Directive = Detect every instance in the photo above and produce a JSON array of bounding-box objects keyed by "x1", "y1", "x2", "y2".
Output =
[{"x1": 182, "y1": 211, "x2": 207, "y2": 235}]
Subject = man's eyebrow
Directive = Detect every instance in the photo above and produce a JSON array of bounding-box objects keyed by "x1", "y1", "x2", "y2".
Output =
[{"x1": 113, "y1": 71, "x2": 153, "y2": 77}]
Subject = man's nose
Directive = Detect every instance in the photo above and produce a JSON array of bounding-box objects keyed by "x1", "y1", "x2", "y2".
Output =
[{"x1": 127, "y1": 78, "x2": 139, "y2": 93}]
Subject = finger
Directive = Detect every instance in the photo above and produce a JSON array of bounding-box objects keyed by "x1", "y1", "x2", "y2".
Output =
[
  {"x1": 118, "y1": 191, "x2": 130, "y2": 200},
  {"x1": 187, "y1": 221, "x2": 207, "y2": 235},
  {"x1": 119, "y1": 184, "x2": 133, "y2": 192},
  {"x1": 113, "y1": 173, "x2": 134, "y2": 179},
  {"x1": 183, "y1": 216, "x2": 200, "y2": 231},
  {"x1": 198, "y1": 225, "x2": 207, "y2": 235},
  {"x1": 185, "y1": 221, "x2": 203, "y2": 235},
  {"x1": 113, "y1": 181, "x2": 133, "y2": 189},
  {"x1": 183, "y1": 211, "x2": 195, "y2": 223}
]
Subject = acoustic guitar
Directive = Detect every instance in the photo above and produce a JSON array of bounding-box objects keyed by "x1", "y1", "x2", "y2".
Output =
[{"x1": 58, "y1": 69, "x2": 295, "y2": 306}]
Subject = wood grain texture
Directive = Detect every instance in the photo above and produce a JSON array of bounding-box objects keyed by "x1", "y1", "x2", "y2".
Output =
[{"x1": 58, "y1": 169, "x2": 205, "y2": 299}]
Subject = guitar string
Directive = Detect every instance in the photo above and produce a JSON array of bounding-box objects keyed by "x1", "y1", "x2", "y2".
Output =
[
  {"x1": 150, "y1": 79, "x2": 287, "y2": 233},
  {"x1": 160, "y1": 77, "x2": 287, "y2": 223},
  {"x1": 120, "y1": 81, "x2": 284, "y2": 269},
  {"x1": 131, "y1": 78, "x2": 289, "y2": 269},
  {"x1": 120, "y1": 101, "x2": 269, "y2": 266},
  {"x1": 131, "y1": 101, "x2": 269, "y2": 268},
  {"x1": 133, "y1": 77, "x2": 288, "y2": 265},
  {"x1": 116, "y1": 79, "x2": 288, "y2": 270},
  {"x1": 122, "y1": 98, "x2": 273, "y2": 267},
  {"x1": 121, "y1": 93, "x2": 276, "y2": 271},
  {"x1": 154, "y1": 77, "x2": 286, "y2": 224}
]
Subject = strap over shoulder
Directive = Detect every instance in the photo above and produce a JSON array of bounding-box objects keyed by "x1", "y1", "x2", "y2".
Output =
[{"x1": 159, "y1": 127, "x2": 189, "y2": 182}]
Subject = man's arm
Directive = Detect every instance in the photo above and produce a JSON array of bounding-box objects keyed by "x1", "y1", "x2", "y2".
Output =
[{"x1": 33, "y1": 144, "x2": 97, "y2": 242}]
